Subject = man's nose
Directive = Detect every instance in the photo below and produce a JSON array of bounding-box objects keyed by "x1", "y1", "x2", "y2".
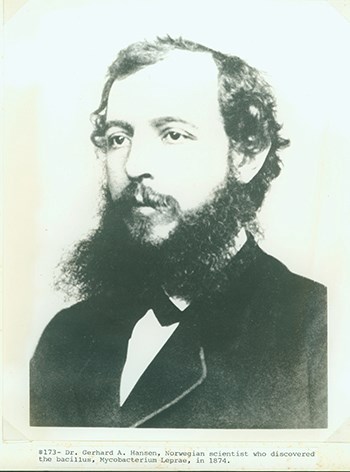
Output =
[{"x1": 124, "y1": 139, "x2": 154, "y2": 181}]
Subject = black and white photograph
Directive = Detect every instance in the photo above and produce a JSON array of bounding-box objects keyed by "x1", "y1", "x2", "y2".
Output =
[
  {"x1": 2, "y1": 0, "x2": 350, "y2": 469},
  {"x1": 30, "y1": 35, "x2": 327, "y2": 430}
]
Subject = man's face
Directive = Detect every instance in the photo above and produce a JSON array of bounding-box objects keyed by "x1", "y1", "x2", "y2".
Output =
[{"x1": 104, "y1": 51, "x2": 230, "y2": 245}]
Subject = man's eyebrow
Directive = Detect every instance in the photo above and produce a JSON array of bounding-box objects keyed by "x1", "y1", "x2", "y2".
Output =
[
  {"x1": 150, "y1": 117, "x2": 198, "y2": 130},
  {"x1": 104, "y1": 120, "x2": 134, "y2": 135}
]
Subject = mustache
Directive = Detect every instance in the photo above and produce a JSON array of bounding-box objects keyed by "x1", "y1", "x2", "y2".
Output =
[{"x1": 117, "y1": 182, "x2": 181, "y2": 214}]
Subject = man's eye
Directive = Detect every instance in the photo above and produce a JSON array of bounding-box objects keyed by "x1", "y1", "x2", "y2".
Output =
[
  {"x1": 107, "y1": 134, "x2": 130, "y2": 149},
  {"x1": 162, "y1": 130, "x2": 188, "y2": 144}
]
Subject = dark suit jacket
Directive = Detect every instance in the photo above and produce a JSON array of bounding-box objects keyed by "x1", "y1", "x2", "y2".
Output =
[{"x1": 30, "y1": 239, "x2": 327, "y2": 428}]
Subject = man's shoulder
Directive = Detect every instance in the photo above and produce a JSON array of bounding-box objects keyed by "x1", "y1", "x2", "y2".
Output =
[
  {"x1": 40, "y1": 297, "x2": 104, "y2": 336},
  {"x1": 238, "y1": 244, "x2": 327, "y2": 343},
  {"x1": 33, "y1": 289, "x2": 147, "y2": 360},
  {"x1": 32, "y1": 295, "x2": 128, "y2": 359},
  {"x1": 31, "y1": 299, "x2": 102, "y2": 362},
  {"x1": 215, "y1": 242, "x2": 327, "y2": 345},
  {"x1": 254, "y1": 246, "x2": 327, "y2": 309},
  {"x1": 225, "y1": 236, "x2": 326, "y2": 307}
]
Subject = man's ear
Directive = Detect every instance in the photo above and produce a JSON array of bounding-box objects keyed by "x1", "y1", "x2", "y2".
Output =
[{"x1": 231, "y1": 145, "x2": 271, "y2": 184}]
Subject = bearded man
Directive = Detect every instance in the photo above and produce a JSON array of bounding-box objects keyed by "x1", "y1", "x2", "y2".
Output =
[{"x1": 30, "y1": 37, "x2": 327, "y2": 428}]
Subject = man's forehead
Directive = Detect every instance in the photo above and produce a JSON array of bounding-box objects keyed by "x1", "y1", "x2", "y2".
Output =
[
  {"x1": 106, "y1": 50, "x2": 221, "y2": 122},
  {"x1": 119, "y1": 49, "x2": 218, "y2": 83}
]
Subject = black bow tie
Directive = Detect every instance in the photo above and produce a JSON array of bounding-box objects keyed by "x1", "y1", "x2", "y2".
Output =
[{"x1": 150, "y1": 288, "x2": 186, "y2": 326}]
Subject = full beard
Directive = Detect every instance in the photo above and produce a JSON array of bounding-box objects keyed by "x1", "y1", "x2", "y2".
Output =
[{"x1": 57, "y1": 169, "x2": 258, "y2": 303}]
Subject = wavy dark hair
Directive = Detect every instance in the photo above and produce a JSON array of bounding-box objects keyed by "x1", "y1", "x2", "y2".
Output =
[{"x1": 91, "y1": 36, "x2": 290, "y2": 213}]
